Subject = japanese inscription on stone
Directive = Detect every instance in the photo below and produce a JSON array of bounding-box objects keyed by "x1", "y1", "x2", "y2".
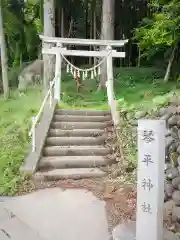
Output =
[
  {"x1": 141, "y1": 202, "x2": 152, "y2": 214},
  {"x1": 136, "y1": 120, "x2": 165, "y2": 240},
  {"x1": 142, "y1": 154, "x2": 153, "y2": 166},
  {"x1": 141, "y1": 178, "x2": 153, "y2": 191},
  {"x1": 142, "y1": 129, "x2": 155, "y2": 143},
  {"x1": 140, "y1": 129, "x2": 155, "y2": 213}
]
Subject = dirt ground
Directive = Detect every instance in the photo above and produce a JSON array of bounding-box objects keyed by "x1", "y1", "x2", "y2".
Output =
[{"x1": 19, "y1": 172, "x2": 137, "y2": 232}]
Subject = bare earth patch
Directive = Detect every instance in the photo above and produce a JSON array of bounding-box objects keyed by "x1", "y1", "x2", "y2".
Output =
[{"x1": 18, "y1": 173, "x2": 137, "y2": 232}]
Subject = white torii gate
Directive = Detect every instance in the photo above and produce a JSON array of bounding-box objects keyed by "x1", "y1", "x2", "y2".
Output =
[{"x1": 40, "y1": 35, "x2": 128, "y2": 126}]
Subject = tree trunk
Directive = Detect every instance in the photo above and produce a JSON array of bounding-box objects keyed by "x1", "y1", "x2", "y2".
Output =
[
  {"x1": 93, "y1": 12, "x2": 97, "y2": 65},
  {"x1": 0, "y1": 3, "x2": 9, "y2": 99},
  {"x1": 85, "y1": 0, "x2": 89, "y2": 66},
  {"x1": 164, "y1": 46, "x2": 176, "y2": 82},
  {"x1": 61, "y1": 7, "x2": 64, "y2": 37},
  {"x1": 89, "y1": 7, "x2": 93, "y2": 65},
  {"x1": 137, "y1": 45, "x2": 141, "y2": 68},
  {"x1": 40, "y1": 0, "x2": 44, "y2": 32},
  {"x1": 99, "y1": 0, "x2": 115, "y2": 90},
  {"x1": 43, "y1": 0, "x2": 55, "y2": 93}
]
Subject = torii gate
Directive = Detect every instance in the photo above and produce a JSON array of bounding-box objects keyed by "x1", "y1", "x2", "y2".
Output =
[{"x1": 40, "y1": 35, "x2": 128, "y2": 126}]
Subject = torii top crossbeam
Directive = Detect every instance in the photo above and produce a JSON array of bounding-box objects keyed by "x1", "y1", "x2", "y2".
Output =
[{"x1": 39, "y1": 34, "x2": 128, "y2": 47}]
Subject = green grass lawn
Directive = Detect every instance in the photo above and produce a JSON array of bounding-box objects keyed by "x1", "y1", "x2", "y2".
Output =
[
  {"x1": 0, "y1": 87, "x2": 43, "y2": 195},
  {"x1": 61, "y1": 67, "x2": 180, "y2": 111},
  {"x1": 0, "y1": 67, "x2": 179, "y2": 195}
]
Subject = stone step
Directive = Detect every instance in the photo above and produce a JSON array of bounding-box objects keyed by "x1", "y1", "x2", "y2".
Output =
[
  {"x1": 48, "y1": 129, "x2": 106, "y2": 137},
  {"x1": 46, "y1": 136, "x2": 107, "y2": 146},
  {"x1": 55, "y1": 109, "x2": 111, "y2": 116},
  {"x1": 38, "y1": 156, "x2": 116, "y2": 169},
  {"x1": 53, "y1": 114, "x2": 111, "y2": 122},
  {"x1": 51, "y1": 121, "x2": 112, "y2": 130},
  {"x1": 43, "y1": 146, "x2": 112, "y2": 156},
  {"x1": 34, "y1": 168, "x2": 106, "y2": 181}
]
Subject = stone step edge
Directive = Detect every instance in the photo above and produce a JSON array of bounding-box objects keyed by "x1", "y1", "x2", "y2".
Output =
[
  {"x1": 51, "y1": 121, "x2": 111, "y2": 126},
  {"x1": 46, "y1": 135, "x2": 107, "y2": 146},
  {"x1": 48, "y1": 129, "x2": 108, "y2": 137},
  {"x1": 55, "y1": 109, "x2": 111, "y2": 116},
  {"x1": 38, "y1": 155, "x2": 116, "y2": 169},
  {"x1": 43, "y1": 145, "x2": 112, "y2": 156},
  {"x1": 53, "y1": 114, "x2": 111, "y2": 120},
  {"x1": 51, "y1": 121, "x2": 113, "y2": 130},
  {"x1": 34, "y1": 168, "x2": 106, "y2": 181}
]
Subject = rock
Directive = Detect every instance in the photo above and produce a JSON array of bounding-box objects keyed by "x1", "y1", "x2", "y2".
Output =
[
  {"x1": 175, "y1": 222, "x2": 180, "y2": 233},
  {"x1": 172, "y1": 177, "x2": 180, "y2": 189},
  {"x1": 170, "y1": 126, "x2": 179, "y2": 139},
  {"x1": 161, "y1": 113, "x2": 173, "y2": 121},
  {"x1": 177, "y1": 146, "x2": 180, "y2": 154},
  {"x1": 169, "y1": 106, "x2": 179, "y2": 113},
  {"x1": 163, "y1": 228, "x2": 180, "y2": 240},
  {"x1": 177, "y1": 156, "x2": 180, "y2": 166},
  {"x1": 129, "y1": 120, "x2": 138, "y2": 126},
  {"x1": 176, "y1": 115, "x2": 180, "y2": 122},
  {"x1": 166, "y1": 154, "x2": 170, "y2": 163},
  {"x1": 112, "y1": 221, "x2": 180, "y2": 240},
  {"x1": 153, "y1": 110, "x2": 161, "y2": 117},
  {"x1": 177, "y1": 120, "x2": 180, "y2": 127},
  {"x1": 165, "y1": 184, "x2": 174, "y2": 197},
  {"x1": 169, "y1": 144, "x2": 178, "y2": 154},
  {"x1": 172, "y1": 191, "x2": 180, "y2": 205},
  {"x1": 172, "y1": 206, "x2": 180, "y2": 221},
  {"x1": 166, "y1": 136, "x2": 174, "y2": 149},
  {"x1": 176, "y1": 106, "x2": 180, "y2": 114},
  {"x1": 165, "y1": 164, "x2": 173, "y2": 171},
  {"x1": 166, "y1": 168, "x2": 179, "y2": 180},
  {"x1": 168, "y1": 115, "x2": 178, "y2": 126},
  {"x1": 134, "y1": 111, "x2": 146, "y2": 119},
  {"x1": 178, "y1": 130, "x2": 180, "y2": 140},
  {"x1": 164, "y1": 192, "x2": 169, "y2": 202},
  {"x1": 171, "y1": 97, "x2": 180, "y2": 107},
  {"x1": 159, "y1": 107, "x2": 168, "y2": 117},
  {"x1": 170, "y1": 152, "x2": 179, "y2": 166},
  {"x1": 166, "y1": 129, "x2": 171, "y2": 137},
  {"x1": 126, "y1": 113, "x2": 133, "y2": 120},
  {"x1": 164, "y1": 200, "x2": 176, "y2": 221},
  {"x1": 18, "y1": 59, "x2": 43, "y2": 91}
]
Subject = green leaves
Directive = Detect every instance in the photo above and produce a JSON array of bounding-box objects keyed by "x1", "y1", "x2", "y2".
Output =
[
  {"x1": 134, "y1": 0, "x2": 180, "y2": 56},
  {"x1": 2, "y1": 0, "x2": 40, "y2": 66}
]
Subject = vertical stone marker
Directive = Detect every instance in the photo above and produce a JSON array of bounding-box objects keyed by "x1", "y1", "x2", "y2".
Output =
[{"x1": 136, "y1": 120, "x2": 165, "y2": 240}]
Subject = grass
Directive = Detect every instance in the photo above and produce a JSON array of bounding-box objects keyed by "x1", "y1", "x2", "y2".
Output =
[
  {"x1": 0, "y1": 87, "x2": 43, "y2": 195},
  {"x1": 0, "y1": 67, "x2": 180, "y2": 195},
  {"x1": 61, "y1": 67, "x2": 180, "y2": 112},
  {"x1": 60, "y1": 73, "x2": 109, "y2": 110}
]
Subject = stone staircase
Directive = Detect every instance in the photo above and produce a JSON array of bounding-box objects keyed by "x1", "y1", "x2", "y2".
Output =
[{"x1": 34, "y1": 108, "x2": 116, "y2": 181}]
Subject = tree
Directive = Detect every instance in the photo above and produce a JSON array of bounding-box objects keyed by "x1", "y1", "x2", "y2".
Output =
[
  {"x1": 134, "y1": 0, "x2": 180, "y2": 82},
  {"x1": 0, "y1": 2, "x2": 9, "y2": 98},
  {"x1": 43, "y1": 0, "x2": 55, "y2": 92},
  {"x1": 2, "y1": 0, "x2": 40, "y2": 67},
  {"x1": 99, "y1": 0, "x2": 115, "y2": 90}
]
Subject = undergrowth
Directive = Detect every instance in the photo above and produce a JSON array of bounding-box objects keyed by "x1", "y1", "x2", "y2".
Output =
[
  {"x1": 118, "y1": 89, "x2": 180, "y2": 172},
  {"x1": 0, "y1": 87, "x2": 43, "y2": 195}
]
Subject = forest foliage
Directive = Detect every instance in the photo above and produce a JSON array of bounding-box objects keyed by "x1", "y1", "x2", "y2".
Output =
[
  {"x1": 1, "y1": 0, "x2": 180, "y2": 85},
  {"x1": 134, "y1": 0, "x2": 180, "y2": 80}
]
